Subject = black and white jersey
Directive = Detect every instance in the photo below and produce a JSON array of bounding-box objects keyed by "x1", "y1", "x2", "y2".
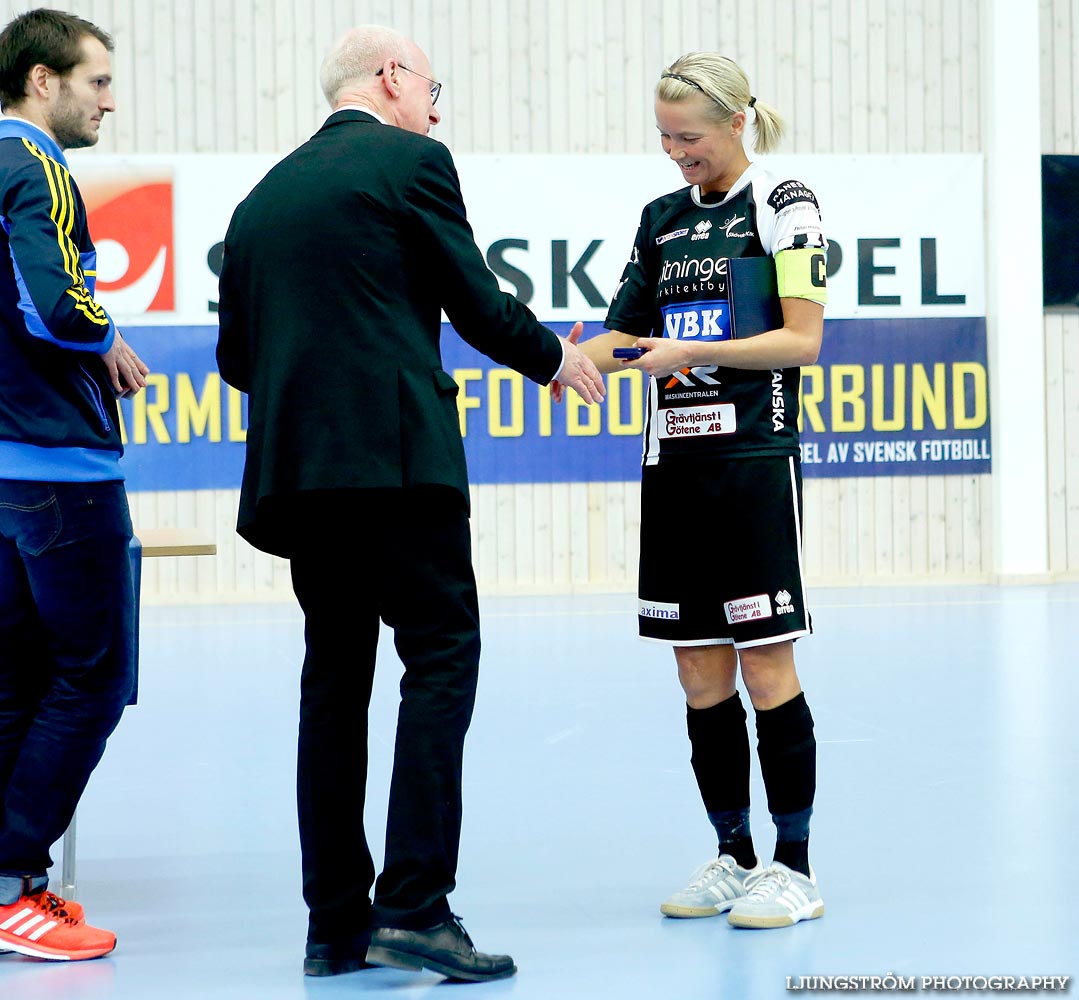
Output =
[{"x1": 605, "y1": 162, "x2": 827, "y2": 465}]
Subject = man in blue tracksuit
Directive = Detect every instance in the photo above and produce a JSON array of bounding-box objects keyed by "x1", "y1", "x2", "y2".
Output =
[{"x1": 0, "y1": 8, "x2": 148, "y2": 961}]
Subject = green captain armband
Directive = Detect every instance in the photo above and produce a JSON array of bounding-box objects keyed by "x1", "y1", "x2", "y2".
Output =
[{"x1": 775, "y1": 247, "x2": 828, "y2": 303}]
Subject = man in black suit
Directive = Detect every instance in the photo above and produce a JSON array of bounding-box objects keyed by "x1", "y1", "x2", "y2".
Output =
[{"x1": 216, "y1": 24, "x2": 604, "y2": 985}]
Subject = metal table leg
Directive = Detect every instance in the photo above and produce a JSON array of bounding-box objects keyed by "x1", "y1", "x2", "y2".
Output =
[{"x1": 61, "y1": 812, "x2": 77, "y2": 899}]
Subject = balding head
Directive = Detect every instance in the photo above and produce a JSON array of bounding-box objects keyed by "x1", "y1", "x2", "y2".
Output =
[
  {"x1": 319, "y1": 25, "x2": 411, "y2": 107},
  {"x1": 319, "y1": 25, "x2": 440, "y2": 135}
]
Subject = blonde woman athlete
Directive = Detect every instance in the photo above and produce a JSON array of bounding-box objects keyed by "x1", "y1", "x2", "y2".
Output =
[{"x1": 571, "y1": 52, "x2": 828, "y2": 929}]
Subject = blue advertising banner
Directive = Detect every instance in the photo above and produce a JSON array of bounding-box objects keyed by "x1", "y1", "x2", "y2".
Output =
[
  {"x1": 116, "y1": 317, "x2": 989, "y2": 493},
  {"x1": 800, "y1": 316, "x2": 990, "y2": 477},
  {"x1": 117, "y1": 326, "x2": 245, "y2": 492}
]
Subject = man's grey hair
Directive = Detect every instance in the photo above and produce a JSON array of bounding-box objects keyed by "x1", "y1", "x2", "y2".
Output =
[{"x1": 319, "y1": 25, "x2": 410, "y2": 106}]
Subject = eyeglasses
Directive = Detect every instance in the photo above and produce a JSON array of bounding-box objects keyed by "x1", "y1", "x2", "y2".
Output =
[{"x1": 376, "y1": 64, "x2": 442, "y2": 105}]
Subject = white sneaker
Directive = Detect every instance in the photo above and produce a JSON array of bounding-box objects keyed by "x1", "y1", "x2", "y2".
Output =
[
  {"x1": 660, "y1": 855, "x2": 761, "y2": 918},
  {"x1": 727, "y1": 861, "x2": 824, "y2": 928}
]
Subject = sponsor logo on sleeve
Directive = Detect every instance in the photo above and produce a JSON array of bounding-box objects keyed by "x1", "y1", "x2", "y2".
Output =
[
  {"x1": 724, "y1": 594, "x2": 772, "y2": 624},
  {"x1": 766, "y1": 180, "x2": 820, "y2": 213}
]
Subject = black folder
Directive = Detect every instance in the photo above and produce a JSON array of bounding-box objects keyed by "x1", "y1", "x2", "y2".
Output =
[{"x1": 728, "y1": 255, "x2": 783, "y2": 339}]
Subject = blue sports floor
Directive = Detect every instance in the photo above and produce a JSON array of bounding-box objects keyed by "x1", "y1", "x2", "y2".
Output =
[{"x1": 1, "y1": 584, "x2": 1076, "y2": 999}]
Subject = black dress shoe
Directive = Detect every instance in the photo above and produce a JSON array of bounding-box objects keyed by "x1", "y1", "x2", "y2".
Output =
[
  {"x1": 366, "y1": 915, "x2": 516, "y2": 982},
  {"x1": 303, "y1": 933, "x2": 374, "y2": 976}
]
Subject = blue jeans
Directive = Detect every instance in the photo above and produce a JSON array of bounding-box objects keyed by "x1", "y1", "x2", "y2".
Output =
[{"x1": 0, "y1": 479, "x2": 135, "y2": 882}]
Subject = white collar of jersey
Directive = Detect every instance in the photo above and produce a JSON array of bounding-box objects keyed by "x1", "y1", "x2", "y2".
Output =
[
  {"x1": 330, "y1": 104, "x2": 387, "y2": 125},
  {"x1": 690, "y1": 161, "x2": 764, "y2": 209}
]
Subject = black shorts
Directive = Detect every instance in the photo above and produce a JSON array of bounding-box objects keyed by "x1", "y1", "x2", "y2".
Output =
[{"x1": 637, "y1": 455, "x2": 811, "y2": 648}]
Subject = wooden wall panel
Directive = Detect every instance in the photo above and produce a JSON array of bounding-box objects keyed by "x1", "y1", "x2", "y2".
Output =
[
  {"x1": 0, "y1": 0, "x2": 989, "y2": 156},
  {"x1": 1043, "y1": 0, "x2": 1079, "y2": 575}
]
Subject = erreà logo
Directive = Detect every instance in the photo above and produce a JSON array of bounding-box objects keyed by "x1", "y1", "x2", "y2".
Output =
[
  {"x1": 776, "y1": 589, "x2": 795, "y2": 614},
  {"x1": 79, "y1": 166, "x2": 175, "y2": 314},
  {"x1": 691, "y1": 219, "x2": 712, "y2": 241}
]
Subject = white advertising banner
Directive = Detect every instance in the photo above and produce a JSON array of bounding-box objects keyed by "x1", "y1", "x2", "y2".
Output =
[{"x1": 68, "y1": 150, "x2": 983, "y2": 326}]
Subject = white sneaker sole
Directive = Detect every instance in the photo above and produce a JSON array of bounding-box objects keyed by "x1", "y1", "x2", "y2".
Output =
[
  {"x1": 728, "y1": 900, "x2": 824, "y2": 929},
  {"x1": 660, "y1": 899, "x2": 738, "y2": 918}
]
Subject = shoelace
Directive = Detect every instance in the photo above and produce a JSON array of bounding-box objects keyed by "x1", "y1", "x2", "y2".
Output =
[
  {"x1": 745, "y1": 866, "x2": 791, "y2": 900},
  {"x1": 449, "y1": 914, "x2": 477, "y2": 954},
  {"x1": 688, "y1": 858, "x2": 736, "y2": 889},
  {"x1": 29, "y1": 890, "x2": 79, "y2": 924}
]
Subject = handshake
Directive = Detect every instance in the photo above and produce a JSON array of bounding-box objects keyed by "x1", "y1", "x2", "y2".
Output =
[{"x1": 552, "y1": 320, "x2": 605, "y2": 405}]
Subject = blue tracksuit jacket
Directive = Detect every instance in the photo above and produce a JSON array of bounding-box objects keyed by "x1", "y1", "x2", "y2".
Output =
[{"x1": 0, "y1": 117, "x2": 122, "y2": 482}]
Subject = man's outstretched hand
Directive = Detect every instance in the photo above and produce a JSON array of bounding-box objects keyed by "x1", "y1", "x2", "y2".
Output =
[{"x1": 552, "y1": 322, "x2": 602, "y2": 404}]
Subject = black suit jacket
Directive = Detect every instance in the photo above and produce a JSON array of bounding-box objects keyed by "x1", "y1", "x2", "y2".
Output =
[{"x1": 217, "y1": 110, "x2": 563, "y2": 557}]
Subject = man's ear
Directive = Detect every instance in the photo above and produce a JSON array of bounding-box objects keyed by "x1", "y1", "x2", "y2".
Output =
[
  {"x1": 26, "y1": 63, "x2": 52, "y2": 100},
  {"x1": 378, "y1": 58, "x2": 400, "y2": 99}
]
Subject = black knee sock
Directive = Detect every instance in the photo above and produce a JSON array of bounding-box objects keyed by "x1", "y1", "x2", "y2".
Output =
[
  {"x1": 755, "y1": 691, "x2": 816, "y2": 877},
  {"x1": 686, "y1": 692, "x2": 757, "y2": 869}
]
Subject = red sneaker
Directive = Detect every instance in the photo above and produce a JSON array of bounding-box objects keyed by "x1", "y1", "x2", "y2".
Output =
[{"x1": 0, "y1": 892, "x2": 113, "y2": 960}]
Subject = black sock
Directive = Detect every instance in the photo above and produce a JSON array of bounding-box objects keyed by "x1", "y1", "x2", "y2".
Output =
[
  {"x1": 755, "y1": 692, "x2": 816, "y2": 878},
  {"x1": 687, "y1": 693, "x2": 756, "y2": 868},
  {"x1": 772, "y1": 810, "x2": 811, "y2": 875},
  {"x1": 709, "y1": 824, "x2": 757, "y2": 871}
]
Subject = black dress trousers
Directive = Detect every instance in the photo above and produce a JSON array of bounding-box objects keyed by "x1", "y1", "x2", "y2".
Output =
[{"x1": 288, "y1": 485, "x2": 481, "y2": 939}]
